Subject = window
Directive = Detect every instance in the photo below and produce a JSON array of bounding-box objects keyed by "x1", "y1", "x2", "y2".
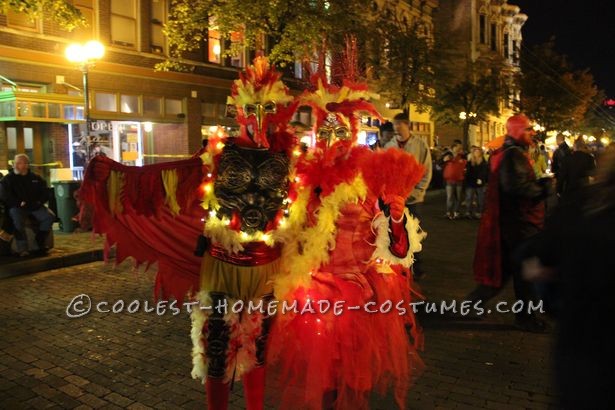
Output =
[
  {"x1": 490, "y1": 23, "x2": 497, "y2": 51},
  {"x1": 73, "y1": 0, "x2": 96, "y2": 41},
  {"x1": 504, "y1": 33, "x2": 510, "y2": 58},
  {"x1": 151, "y1": 0, "x2": 166, "y2": 53},
  {"x1": 202, "y1": 102, "x2": 216, "y2": 118},
  {"x1": 208, "y1": 20, "x2": 221, "y2": 63},
  {"x1": 512, "y1": 40, "x2": 518, "y2": 63},
  {"x1": 143, "y1": 96, "x2": 162, "y2": 116},
  {"x1": 229, "y1": 31, "x2": 245, "y2": 68},
  {"x1": 6, "y1": 10, "x2": 39, "y2": 31},
  {"x1": 165, "y1": 99, "x2": 183, "y2": 116},
  {"x1": 95, "y1": 92, "x2": 118, "y2": 112},
  {"x1": 479, "y1": 15, "x2": 486, "y2": 44},
  {"x1": 111, "y1": 0, "x2": 137, "y2": 48},
  {"x1": 120, "y1": 95, "x2": 139, "y2": 113}
]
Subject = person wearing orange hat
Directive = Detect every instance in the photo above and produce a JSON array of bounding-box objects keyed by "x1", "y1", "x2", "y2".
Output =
[{"x1": 470, "y1": 114, "x2": 553, "y2": 332}]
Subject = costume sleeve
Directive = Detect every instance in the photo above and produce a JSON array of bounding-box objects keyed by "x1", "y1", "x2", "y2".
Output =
[
  {"x1": 361, "y1": 148, "x2": 427, "y2": 267},
  {"x1": 79, "y1": 155, "x2": 207, "y2": 300}
]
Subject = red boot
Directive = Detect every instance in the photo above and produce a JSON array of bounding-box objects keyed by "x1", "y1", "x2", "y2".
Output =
[
  {"x1": 205, "y1": 378, "x2": 230, "y2": 410},
  {"x1": 243, "y1": 366, "x2": 265, "y2": 410}
]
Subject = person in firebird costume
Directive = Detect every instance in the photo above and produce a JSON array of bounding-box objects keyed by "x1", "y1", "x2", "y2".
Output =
[
  {"x1": 79, "y1": 57, "x2": 299, "y2": 410},
  {"x1": 266, "y1": 71, "x2": 426, "y2": 410}
]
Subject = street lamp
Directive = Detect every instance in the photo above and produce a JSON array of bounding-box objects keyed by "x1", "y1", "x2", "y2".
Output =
[
  {"x1": 459, "y1": 111, "x2": 477, "y2": 150},
  {"x1": 65, "y1": 40, "x2": 105, "y2": 161}
]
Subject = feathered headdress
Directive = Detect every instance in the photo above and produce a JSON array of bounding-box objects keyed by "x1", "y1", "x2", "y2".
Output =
[{"x1": 226, "y1": 57, "x2": 297, "y2": 150}]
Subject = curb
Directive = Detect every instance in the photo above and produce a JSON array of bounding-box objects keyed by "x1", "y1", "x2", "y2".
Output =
[{"x1": 0, "y1": 249, "x2": 104, "y2": 279}]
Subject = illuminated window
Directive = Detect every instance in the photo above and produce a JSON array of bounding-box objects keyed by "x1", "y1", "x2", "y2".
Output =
[
  {"x1": 6, "y1": 10, "x2": 39, "y2": 31},
  {"x1": 120, "y1": 95, "x2": 139, "y2": 113},
  {"x1": 73, "y1": 0, "x2": 96, "y2": 41},
  {"x1": 95, "y1": 92, "x2": 117, "y2": 112},
  {"x1": 151, "y1": 0, "x2": 166, "y2": 53},
  {"x1": 208, "y1": 17, "x2": 222, "y2": 63},
  {"x1": 111, "y1": 0, "x2": 137, "y2": 48},
  {"x1": 230, "y1": 31, "x2": 245, "y2": 68}
]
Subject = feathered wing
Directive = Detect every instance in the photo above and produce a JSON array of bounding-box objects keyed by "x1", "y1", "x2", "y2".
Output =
[{"x1": 79, "y1": 155, "x2": 207, "y2": 301}]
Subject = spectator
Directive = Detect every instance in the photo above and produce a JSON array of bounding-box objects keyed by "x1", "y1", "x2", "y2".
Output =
[
  {"x1": 559, "y1": 137, "x2": 596, "y2": 198},
  {"x1": 520, "y1": 149, "x2": 615, "y2": 408},
  {"x1": 377, "y1": 121, "x2": 395, "y2": 149},
  {"x1": 0, "y1": 154, "x2": 55, "y2": 256},
  {"x1": 552, "y1": 133, "x2": 571, "y2": 194},
  {"x1": 464, "y1": 147, "x2": 488, "y2": 219},
  {"x1": 0, "y1": 172, "x2": 15, "y2": 242},
  {"x1": 471, "y1": 114, "x2": 552, "y2": 332},
  {"x1": 443, "y1": 142, "x2": 466, "y2": 220},
  {"x1": 529, "y1": 143, "x2": 548, "y2": 177},
  {"x1": 384, "y1": 112, "x2": 433, "y2": 279}
]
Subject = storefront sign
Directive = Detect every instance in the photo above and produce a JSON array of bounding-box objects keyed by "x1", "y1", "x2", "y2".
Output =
[{"x1": 89, "y1": 120, "x2": 113, "y2": 132}]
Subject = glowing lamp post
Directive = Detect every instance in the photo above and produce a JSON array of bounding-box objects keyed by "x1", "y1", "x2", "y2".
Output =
[{"x1": 65, "y1": 40, "x2": 105, "y2": 161}]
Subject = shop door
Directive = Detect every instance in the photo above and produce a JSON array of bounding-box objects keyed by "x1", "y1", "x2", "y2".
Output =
[{"x1": 5, "y1": 122, "x2": 43, "y2": 166}]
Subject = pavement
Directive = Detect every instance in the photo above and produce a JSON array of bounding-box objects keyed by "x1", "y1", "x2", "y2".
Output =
[
  {"x1": 0, "y1": 191, "x2": 558, "y2": 409},
  {"x1": 0, "y1": 230, "x2": 105, "y2": 279}
]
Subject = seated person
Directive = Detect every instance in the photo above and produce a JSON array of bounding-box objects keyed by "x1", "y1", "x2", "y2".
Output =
[
  {"x1": 0, "y1": 154, "x2": 54, "y2": 256},
  {"x1": 0, "y1": 172, "x2": 15, "y2": 242}
]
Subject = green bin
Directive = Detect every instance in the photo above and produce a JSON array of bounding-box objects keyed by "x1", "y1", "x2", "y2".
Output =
[{"x1": 53, "y1": 181, "x2": 81, "y2": 233}]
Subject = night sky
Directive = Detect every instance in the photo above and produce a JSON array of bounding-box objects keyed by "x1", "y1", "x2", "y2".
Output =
[{"x1": 513, "y1": 0, "x2": 615, "y2": 97}]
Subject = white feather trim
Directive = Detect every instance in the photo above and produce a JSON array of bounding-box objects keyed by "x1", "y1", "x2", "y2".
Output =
[
  {"x1": 189, "y1": 291, "x2": 266, "y2": 383},
  {"x1": 371, "y1": 209, "x2": 427, "y2": 268}
]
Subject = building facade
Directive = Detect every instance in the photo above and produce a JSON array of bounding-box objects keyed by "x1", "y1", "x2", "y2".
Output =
[
  {"x1": 434, "y1": 0, "x2": 527, "y2": 147},
  {"x1": 371, "y1": 0, "x2": 439, "y2": 147},
  {"x1": 0, "y1": 0, "x2": 246, "y2": 180}
]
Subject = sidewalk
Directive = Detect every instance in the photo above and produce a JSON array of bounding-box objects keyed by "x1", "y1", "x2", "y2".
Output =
[
  {"x1": 0, "y1": 191, "x2": 557, "y2": 409},
  {"x1": 0, "y1": 230, "x2": 105, "y2": 279}
]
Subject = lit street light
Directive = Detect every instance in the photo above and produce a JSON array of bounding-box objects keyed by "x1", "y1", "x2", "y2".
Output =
[{"x1": 65, "y1": 40, "x2": 105, "y2": 161}]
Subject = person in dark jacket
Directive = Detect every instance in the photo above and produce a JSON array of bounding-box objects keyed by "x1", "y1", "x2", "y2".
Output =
[
  {"x1": 559, "y1": 137, "x2": 596, "y2": 198},
  {"x1": 464, "y1": 147, "x2": 489, "y2": 219},
  {"x1": 552, "y1": 133, "x2": 571, "y2": 195},
  {"x1": 470, "y1": 114, "x2": 552, "y2": 332},
  {"x1": 0, "y1": 154, "x2": 54, "y2": 256},
  {"x1": 520, "y1": 149, "x2": 615, "y2": 408},
  {"x1": 0, "y1": 171, "x2": 16, "y2": 242}
]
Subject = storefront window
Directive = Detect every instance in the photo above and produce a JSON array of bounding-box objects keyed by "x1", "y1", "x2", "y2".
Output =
[
  {"x1": 120, "y1": 94, "x2": 139, "y2": 113},
  {"x1": 0, "y1": 101, "x2": 16, "y2": 117},
  {"x1": 95, "y1": 92, "x2": 118, "y2": 112}
]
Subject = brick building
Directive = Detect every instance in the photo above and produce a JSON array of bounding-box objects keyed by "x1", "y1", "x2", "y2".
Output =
[{"x1": 0, "y1": 0, "x2": 246, "y2": 180}]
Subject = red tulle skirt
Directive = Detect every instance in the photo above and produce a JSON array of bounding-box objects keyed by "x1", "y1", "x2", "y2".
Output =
[{"x1": 266, "y1": 267, "x2": 423, "y2": 409}]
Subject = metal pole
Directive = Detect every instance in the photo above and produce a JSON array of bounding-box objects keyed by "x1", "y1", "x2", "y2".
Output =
[{"x1": 82, "y1": 65, "x2": 91, "y2": 161}]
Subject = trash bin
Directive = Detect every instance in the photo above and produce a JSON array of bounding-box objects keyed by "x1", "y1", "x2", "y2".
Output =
[{"x1": 53, "y1": 180, "x2": 81, "y2": 233}]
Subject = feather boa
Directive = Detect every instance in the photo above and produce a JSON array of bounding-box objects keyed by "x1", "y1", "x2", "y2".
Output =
[
  {"x1": 190, "y1": 291, "x2": 265, "y2": 384},
  {"x1": 371, "y1": 209, "x2": 427, "y2": 268},
  {"x1": 275, "y1": 176, "x2": 367, "y2": 298}
]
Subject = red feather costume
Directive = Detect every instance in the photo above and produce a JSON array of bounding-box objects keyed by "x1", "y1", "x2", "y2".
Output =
[
  {"x1": 79, "y1": 57, "x2": 298, "y2": 410},
  {"x1": 267, "y1": 76, "x2": 426, "y2": 409}
]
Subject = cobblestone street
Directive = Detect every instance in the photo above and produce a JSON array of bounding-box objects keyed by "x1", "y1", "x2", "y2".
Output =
[{"x1": 0, "y1": 192, "x2": 557, "y2": 409}]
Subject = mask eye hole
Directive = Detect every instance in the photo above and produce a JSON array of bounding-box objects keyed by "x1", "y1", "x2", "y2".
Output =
[
  {"x1": 244, "y1": 104, "x2": 257, "y2": 116},
  {"x1": 317, "y1": 127, "x2": 333, "y2": 141},
  {"x1": 263, "y1": 101, "x2": 277, "y2": 113},
  {"x1": 334, "y1": 126, "x2": 350, "y2": 140}
]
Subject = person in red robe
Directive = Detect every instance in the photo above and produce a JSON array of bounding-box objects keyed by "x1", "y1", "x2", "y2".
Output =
[{"x1": 470, "y1": 114, "x2": 552, "y2": 332}]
